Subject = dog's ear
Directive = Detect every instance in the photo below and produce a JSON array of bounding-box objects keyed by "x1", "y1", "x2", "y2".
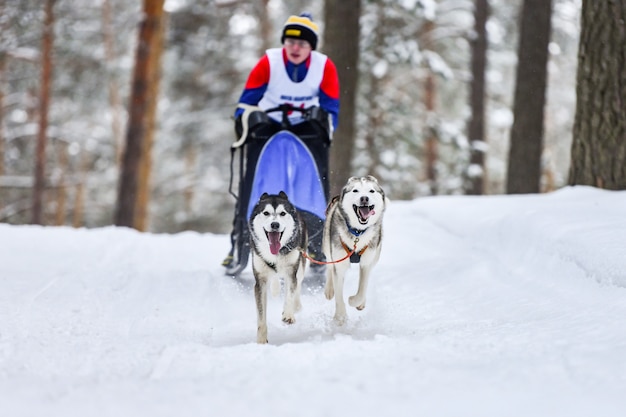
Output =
[
  {"x1": 341, "y1": 183, "x2": 352, "y2": 197},
  {"x1": 278, "y1": 190, "x2": 288, "y2": 199},
  {"x1": 326, "y1": 195, "x2": 340, "y2": 215},
  {"x1": 260, "y1": 192, "x2": 269, "y2": 199},
  {"x1": 365, "y1": 175, "x2": 378, "y2": 183}
]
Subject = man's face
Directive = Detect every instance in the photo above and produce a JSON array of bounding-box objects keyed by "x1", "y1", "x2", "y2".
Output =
[{"x1": 283, "y1": 38, "x2": 312, "y2": 65}]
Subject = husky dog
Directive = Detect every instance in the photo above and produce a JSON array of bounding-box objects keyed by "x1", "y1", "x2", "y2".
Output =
[
  {"x1": 323, "y1": 176, "x2": 387, "y2": 324},
  {"x1": 249, "y1": 191, "x2": 307, "y2": 344}
]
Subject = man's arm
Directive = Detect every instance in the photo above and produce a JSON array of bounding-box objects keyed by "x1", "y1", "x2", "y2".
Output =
[
  {"x1": 319, "y1": 58, "x2": 340, "y2": 129},
  {"x1": 235, "y1": 55, "x2": 271, "y2": 118}
]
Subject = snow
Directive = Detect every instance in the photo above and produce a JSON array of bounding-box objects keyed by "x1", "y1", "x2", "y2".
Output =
[{"x1": 1, "y1": 185, "x2": 626, "y2": 416}]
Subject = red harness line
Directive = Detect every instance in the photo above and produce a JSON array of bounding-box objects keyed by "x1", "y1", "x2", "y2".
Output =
[{"x1": 301, "y1": 238, "x2": 368, "y2": 265}]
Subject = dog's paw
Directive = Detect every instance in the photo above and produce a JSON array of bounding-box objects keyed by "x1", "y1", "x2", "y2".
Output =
[
  {"x1": 333, "y1": 313, "x2": 347, "y2": 326},
  {"x1": 349, "y1": 295, "x2": 366, "y2": 310},
  {"x1": 257, "y1": 326, "x2": 268, "y2": 344},
  {"x1": 282, "y1": 313, "x2": 296, "y2": 324}
]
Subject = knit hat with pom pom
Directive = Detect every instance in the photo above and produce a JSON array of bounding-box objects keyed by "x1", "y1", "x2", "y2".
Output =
[{"x1": 281, "y1": 12, "x2": 319, "y2": 50}]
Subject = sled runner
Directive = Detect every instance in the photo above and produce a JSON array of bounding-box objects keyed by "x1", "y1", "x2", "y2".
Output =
[{"x1": 223, "y1": 104, "x2": 332, "y2": 277}]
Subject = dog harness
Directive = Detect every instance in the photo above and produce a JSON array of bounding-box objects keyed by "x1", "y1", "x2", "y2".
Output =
[
  {"x1": 343, "y1": 221, "x2": 368, "y2": 263},
  {"x1": 341, "y1": 240, "x2": 368, "y2": 263}
]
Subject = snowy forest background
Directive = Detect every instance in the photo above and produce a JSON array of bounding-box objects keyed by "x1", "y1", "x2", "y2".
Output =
[{"x1": 0, "y1": 0, "x2": 582, "y2": 233}]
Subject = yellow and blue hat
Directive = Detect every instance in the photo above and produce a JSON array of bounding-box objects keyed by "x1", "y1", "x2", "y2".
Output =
[{"x1": 281, "y1": 12, "x2": 319, "y2": 50}]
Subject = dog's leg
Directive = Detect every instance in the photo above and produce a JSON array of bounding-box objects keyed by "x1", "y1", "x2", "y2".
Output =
[
  {"x1": 324, "y1": 264, "x2": 335, "y2": 300},
  {"x1": 294, "y1": 258, "x2": 305, "y2": 313},
  {"x1": 254, "y1": 274, "x2": 269, "y2": 344},
  {"x1": 349, "y1": 265, "x2": 371, "y2": 310},
  {"x1": 350, "y1": 247, "x2": 381, "y2": 310},
  {"x1": 270, "y1": 275, "x2": 280, "y2": 297},
  {"x1": 332, "y1": 262, "x2": 349, "y2": 324},
  {"x1": 322, "y1": 216, "x2": 334, "y2": 300},
  {"x1": 281, "y1": 267, "x2": 299, "y2": 324}
]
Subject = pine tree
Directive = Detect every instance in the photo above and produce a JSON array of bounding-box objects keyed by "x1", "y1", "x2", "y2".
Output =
[{"x1": 569, "y1": 0, "x2": 626, "y2": 190}]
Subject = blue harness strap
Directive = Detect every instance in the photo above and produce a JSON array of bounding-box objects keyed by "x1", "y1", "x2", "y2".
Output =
[{"x1": 246, "y1": 131, "x2": 327, "y2": 220}]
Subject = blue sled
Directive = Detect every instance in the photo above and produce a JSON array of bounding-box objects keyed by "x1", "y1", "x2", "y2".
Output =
[{"x1": 246, "y1": 130, "x2": 327, "y2": 221}]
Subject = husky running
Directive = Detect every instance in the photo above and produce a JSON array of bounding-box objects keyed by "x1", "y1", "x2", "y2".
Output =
[
  {"x1": 323, "y1": 176, "x2": 387, "y2": 324},
  {"x1": 249, "y1": 191, "x2": 307, "y2": 344}
]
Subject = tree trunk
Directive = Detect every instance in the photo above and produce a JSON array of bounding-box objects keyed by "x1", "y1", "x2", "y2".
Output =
[
  {"x1": 55, "y1": 140, "x2": 68, "y2": 226},
  {"x1": 569, "y1": 0, "x2": 626, "y2": 190},
  {"x1": 257, "y1": 0, "x2": 272, "y2": 55},
  {"x1": 506, "y1": 0, "x2": 552, "y2": 194},
  {"x1": 0, "y1": 0, "x2": 4, "y2": 191},
  {"x1": 324, "y1": 0, "x2": 360, "y2": 196},
  {"x1": 134, "y1": 9, "x2": 166, "y2": 232},
  {"x1": 363, "y1": 3, "x2": 386, "y2": 179},
  {"x1": 72, "y1": 146, "x2": 88, "y2": 228},
  {"x1": 114, "y1": 0, "x2": 165, "y2": 228},
  {"x1": 0, "y1": 57, "x2": 5, "y2": 183},
  {"x1": 102, "y1": 0, "x2": 125, "y2": 167},
  {"x1": 466, "y1": 0, "x2": 489, "y2": 195},
  {"x1": 32, "y1": 0, "x2": 55, "y2": 225},
  {"x1": 422, "y1": 20, "x2": 438, "y2": 195},
  {"x1": 184, "y1": 144, "x2": 196, "y2": 216}
]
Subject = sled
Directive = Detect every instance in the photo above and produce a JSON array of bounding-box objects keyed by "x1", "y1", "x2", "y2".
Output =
[{"x1": 223, "y1": 104, "x2": 332, "y2": 277}]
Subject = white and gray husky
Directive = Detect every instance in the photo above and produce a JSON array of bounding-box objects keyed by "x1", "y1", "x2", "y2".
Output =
[
  {"x1": 323, "y1": 176, "x2": 387, "y2": 324},
  {"x1": 249, "y1": 191, "x2": 307, "y2": 344}
]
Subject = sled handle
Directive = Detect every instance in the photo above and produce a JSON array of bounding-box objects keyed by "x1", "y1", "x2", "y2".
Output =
[
  {"x1": 263, "y1": 104, "x2": 309, "y2": 130},
  {"x1": 232, "y1": 104, "x2": 309, "y2": 148}
]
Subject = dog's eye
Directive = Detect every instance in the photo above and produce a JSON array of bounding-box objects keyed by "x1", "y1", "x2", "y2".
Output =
[
  {"x1": 369, "y1": 189, "x2": 375, "y2": 193},
  {"x1": 279, "y1": 212, "x2": 287, "y2": 217},
  {"x1": 263, "y1": 211, "x2": 270, "y2": 216},
  {"x1": 352, "y1": 189, "x2": 359, "y2": 193}
]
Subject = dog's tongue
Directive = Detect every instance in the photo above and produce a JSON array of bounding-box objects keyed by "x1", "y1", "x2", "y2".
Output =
[
  {"x1": 268, "y1": 231, "x2": 281, "y2": 255},
  {"x1": 359, "y1": 206, "x2": 375, "y2": 219}
]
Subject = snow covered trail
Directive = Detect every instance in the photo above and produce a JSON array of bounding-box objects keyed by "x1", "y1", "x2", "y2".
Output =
[{"x1": 1, "y1": 186, "x2": 625, "y2": 417}]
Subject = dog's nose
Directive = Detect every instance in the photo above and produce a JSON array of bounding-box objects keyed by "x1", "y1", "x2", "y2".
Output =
[
  {"x1": 270, "y1": 222, "x2": 280, "y2": 230},
  {"x1": 360, "y1": 195, "x2": 369, "y2": 205}
]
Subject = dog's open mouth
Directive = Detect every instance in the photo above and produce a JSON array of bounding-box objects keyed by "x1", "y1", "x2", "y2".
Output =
[
  {"x1": 354, "y1": 204, "x2": 375, "y2": 224},
  {"x1": 265, "y1": 231, "x2": 282, "y2": 255}
]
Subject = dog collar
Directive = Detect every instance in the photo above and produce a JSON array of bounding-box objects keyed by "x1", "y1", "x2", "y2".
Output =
[{"x1": 346, "y1": 220, "x2": 367, "y2": 237}]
